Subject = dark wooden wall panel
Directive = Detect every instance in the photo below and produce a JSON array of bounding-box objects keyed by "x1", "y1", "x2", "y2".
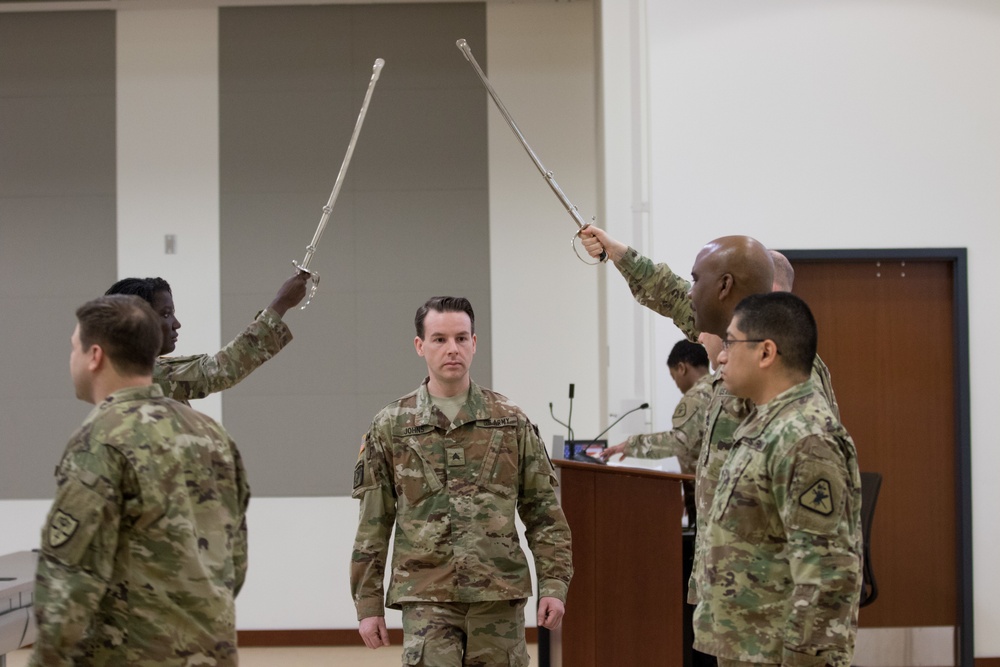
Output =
[{"x1": 792, "y1": 259, "x2": 956, "y2": 628}]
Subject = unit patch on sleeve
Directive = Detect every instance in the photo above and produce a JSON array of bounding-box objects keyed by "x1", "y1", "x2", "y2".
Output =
[
  {"x1": 353, "y1": 459, "x2": 365, "y2": 490},
  {"x1": 48, "y1": 510, "x2": 81, "y2": 548},
  {"x1": 799, "y1": 479, "x2": 834, "y2": 516}
]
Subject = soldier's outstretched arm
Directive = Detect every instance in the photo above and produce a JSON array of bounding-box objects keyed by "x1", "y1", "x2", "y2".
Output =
[{"x1": 359, "y1": 616, "x2": 391, "y2": 649}]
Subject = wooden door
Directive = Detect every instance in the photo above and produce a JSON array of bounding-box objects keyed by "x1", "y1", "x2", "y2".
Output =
[{"x1": 789, "y1": 257, "x2": 957, "y2": 628}]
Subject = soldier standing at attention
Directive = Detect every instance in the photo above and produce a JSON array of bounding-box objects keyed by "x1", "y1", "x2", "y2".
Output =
[
  {"x1": 351, "y1": 296, "x2": 573, "y2": 666},
  {"x1": 30, "y1": 295, "x2": 249, "y2": 666},
  {"x1": 697, "y1": 292, "x2": 862, "y2": 667},
  {"x1": 105, "y1": 271, "x2": 308, "y2": 403}
]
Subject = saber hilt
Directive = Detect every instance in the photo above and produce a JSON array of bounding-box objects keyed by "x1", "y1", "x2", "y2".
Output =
[
  {"x1": 294, "y1": 57, "x2": 385, "y2": 308},
  {"x1": 456, "y1": 39, "x2": 606, "y2": 264}
]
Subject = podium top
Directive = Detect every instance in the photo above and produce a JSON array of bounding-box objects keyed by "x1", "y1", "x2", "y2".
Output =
[
  {"x1": 0, "y1": 551, "x2": 36, "y2": 605},
  {"x1": 1, "y1": 550, "x2": 38, "y2": 654},
  {"x1": 554, "y1": 459, "x2": 694, "y2": 482}
]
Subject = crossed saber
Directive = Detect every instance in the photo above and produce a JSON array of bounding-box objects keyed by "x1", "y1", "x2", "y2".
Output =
[{"x1": 296, "y1": 41, "x2": 607, "y2": 308}]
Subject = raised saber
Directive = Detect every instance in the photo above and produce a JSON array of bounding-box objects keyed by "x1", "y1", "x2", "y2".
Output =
[
  {"x1": 294, "y1": 57, "x2": 386, "y2": 308},
  {"x1": 456, "y1": 39, "x2": 606, "y2": 264}
]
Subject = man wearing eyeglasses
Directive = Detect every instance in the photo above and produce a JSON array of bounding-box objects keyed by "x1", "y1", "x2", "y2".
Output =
[{"x1": 695, "y1": 292, "x2": 861, "y2": 667}]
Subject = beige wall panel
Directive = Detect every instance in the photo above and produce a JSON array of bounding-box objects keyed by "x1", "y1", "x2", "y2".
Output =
[
  {"x1": 218, "y1": 3, "x2": 488, "y2": 497},
  {"x1": 0, "y1": 11, "x2": 116, "y2": 500}
]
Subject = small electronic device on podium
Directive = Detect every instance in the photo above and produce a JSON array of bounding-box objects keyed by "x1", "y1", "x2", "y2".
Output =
[{"x1": 564, "y1": 440, "x2": 607, "y2": 464}]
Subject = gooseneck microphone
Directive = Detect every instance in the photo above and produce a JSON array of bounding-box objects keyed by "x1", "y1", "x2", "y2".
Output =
[
  {"x1": 590, "y1": 402, "x2": 650, "y2": 442},
  {"x1": 566, "y1": 384, "x2": 575, "y2": 441},
  {"x1": 549, "y1": 402, "x2": 571, "y2": 437}
]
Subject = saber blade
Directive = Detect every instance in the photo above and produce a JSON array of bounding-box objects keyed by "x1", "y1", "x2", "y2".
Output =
[
  {"x1": 456, "y1": 39, "x2": 606, "y2": 264},
  {"x1": 294, "y1": 58, "x2": 385, "y2": 306}
]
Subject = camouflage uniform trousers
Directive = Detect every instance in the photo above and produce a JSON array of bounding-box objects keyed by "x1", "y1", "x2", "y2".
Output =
[
  {"x1": 716, "y1": 660, "x2": 779, "y2": 667},
  {"x1": 400, "y1": 599, "x2": 529, "y2": 667}
]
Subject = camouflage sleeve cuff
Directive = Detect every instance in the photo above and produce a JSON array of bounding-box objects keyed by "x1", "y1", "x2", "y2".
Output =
[
  {"x1": 615, "y1": 246, "x2": 643, "y2": 277},
  {"x1": 538, "y1": 578, "x2": 569, "y2": 603},
  {"x1": 355, "y1": 598, "x2": 385, "y2": 621},
  {"x1": 257, "y1": 306, "x2": 284, "y2": 327}
]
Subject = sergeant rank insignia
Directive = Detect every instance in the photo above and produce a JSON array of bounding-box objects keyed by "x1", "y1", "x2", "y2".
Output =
[
  {"x1": 49, "y1": 510, "x2": 80, "y2": 548},
  {"x1": 799, "y1": 479, "x2": 834, "y2": 515}
]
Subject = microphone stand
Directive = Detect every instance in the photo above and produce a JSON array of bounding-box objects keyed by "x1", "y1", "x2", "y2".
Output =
[
  {"x1": 548, "y1": 384, "x2": 576, "y2": 440},
  {"x1": 590, "y1": 402, "x2": 650, "y2": 442}
]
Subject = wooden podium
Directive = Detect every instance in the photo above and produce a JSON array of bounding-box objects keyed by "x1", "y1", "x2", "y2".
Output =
[{"x1": 550, "y1": 460, "x2": 691, "y2": 667}]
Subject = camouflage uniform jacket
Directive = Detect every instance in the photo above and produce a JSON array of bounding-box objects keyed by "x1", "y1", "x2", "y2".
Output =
[
  {"x1": 154, "y1": 306, "x2": 292, "y2": 403},
  {"x1": 350, "y1": 379, "x2": 573, "y2": 620},
  {"x1": 692, "y1": 381, "x2": 862, "y2": 667},
  {"x1": 30, "y1": 384, "x2": 250, "y2": 667},
  {"x1": 625, "y1": 370, "x2": 714, "y2": 474}
]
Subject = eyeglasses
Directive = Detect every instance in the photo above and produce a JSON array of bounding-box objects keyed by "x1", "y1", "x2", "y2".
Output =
[{"x1": 721, "y1": 338, "x2": 767, "y2": 350}]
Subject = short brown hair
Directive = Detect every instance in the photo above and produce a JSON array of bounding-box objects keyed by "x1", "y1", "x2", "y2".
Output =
[
  {"x1": 414, "y1": 297, "x2": 475, "y2": 339},
  {"x1": 76, "y1": 295, "x2": 163, "y2": 376}
]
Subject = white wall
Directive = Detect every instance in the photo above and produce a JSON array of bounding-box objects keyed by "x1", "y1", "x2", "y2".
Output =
[
  {"x1": 602, "y1": 0, "x2": 1000, "y2": 657},
  {"x1": 117, "y1": 7, "x2": 224, "y2": 421}
]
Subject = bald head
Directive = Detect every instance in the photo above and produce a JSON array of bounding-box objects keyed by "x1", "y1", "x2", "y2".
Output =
[
  {"x1": 769, "y1": 250, "x2": 795, "y2": 292},
  {"x1": 689, "y1": 235, "x2": 773, "y2": 337}
]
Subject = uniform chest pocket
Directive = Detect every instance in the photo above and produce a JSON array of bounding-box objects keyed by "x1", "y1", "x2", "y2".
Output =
[
  {"x1": 392, "y1": 441, "x2": 443, "y2": 505},
  {"x1": 476, "y1": 430, "x2": 518, "y2": 499},
  {"x1": 714, "y1": 452, "x2": 774, "y2": 544}
]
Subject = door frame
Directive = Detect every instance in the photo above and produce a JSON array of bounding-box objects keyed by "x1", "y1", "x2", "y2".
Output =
[{"x1": 781, "y1": 247, "x2": 972, "y2": 666}]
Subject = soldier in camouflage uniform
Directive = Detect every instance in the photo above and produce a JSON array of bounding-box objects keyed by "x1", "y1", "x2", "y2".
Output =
[
  {"x1": 695, "y1": 292, "x2": 862, "y2": 667},
  {"x1": 30, "y1": 295, "x2": 249, "y2": 666},
  {"x1": 351, "y1": 296, "x2": 573, "y2": 667},
  {"x1": 105, "y1": 271, "x2": 308, "y2": 403},
  {"x1": 600, "y1": 339, "x2": 712, "y2": 522}
]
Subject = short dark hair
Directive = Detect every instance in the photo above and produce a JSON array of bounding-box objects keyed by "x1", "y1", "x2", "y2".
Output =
[
  {"x1": 415, "y1": 296, "x2": 476, "y2": 339},
  {"x1": 733, "y1": 292, "x2": 817, "y2": 376},
  {"x1": 76, "y1": 295, "x2": 163, "y2": 376},
  {"x1": 667, "y1": 339, "x2": 709, "y2": 370},
  {"x1": 105, "y1": 277, "x2": 172, "y2": 305}
]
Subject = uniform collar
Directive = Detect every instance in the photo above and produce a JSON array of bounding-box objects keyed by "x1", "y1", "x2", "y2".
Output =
[
  {"x1": 736, "y1": 380, "x2": 814, "y2": 439},
  {"x1": 100, "y1": 383, "x2": 165, "y2": 407},
  {"x1": 414, "y1": 378, "x2": 492, "y2": 429}
]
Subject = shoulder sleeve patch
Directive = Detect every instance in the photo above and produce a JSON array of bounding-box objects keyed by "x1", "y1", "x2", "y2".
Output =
[
  {"x1": 351, "y1": 432, "x2": 381, "y2": 499},
  {"x1": 673, "y1": 402, "x2": 687, "y2": 419},
  {"x1": 799, "y1": 479, "x2": 834, "y2": 515},
  {"x1": 353, "y1": 459, "x2": 365, "y2": 490},
  {"x1": 48, "y1": 510, "x2": 81, "y2": 548},
  {"x1": 785, "y1": 460, "x2": 848, "y2": 535}
]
